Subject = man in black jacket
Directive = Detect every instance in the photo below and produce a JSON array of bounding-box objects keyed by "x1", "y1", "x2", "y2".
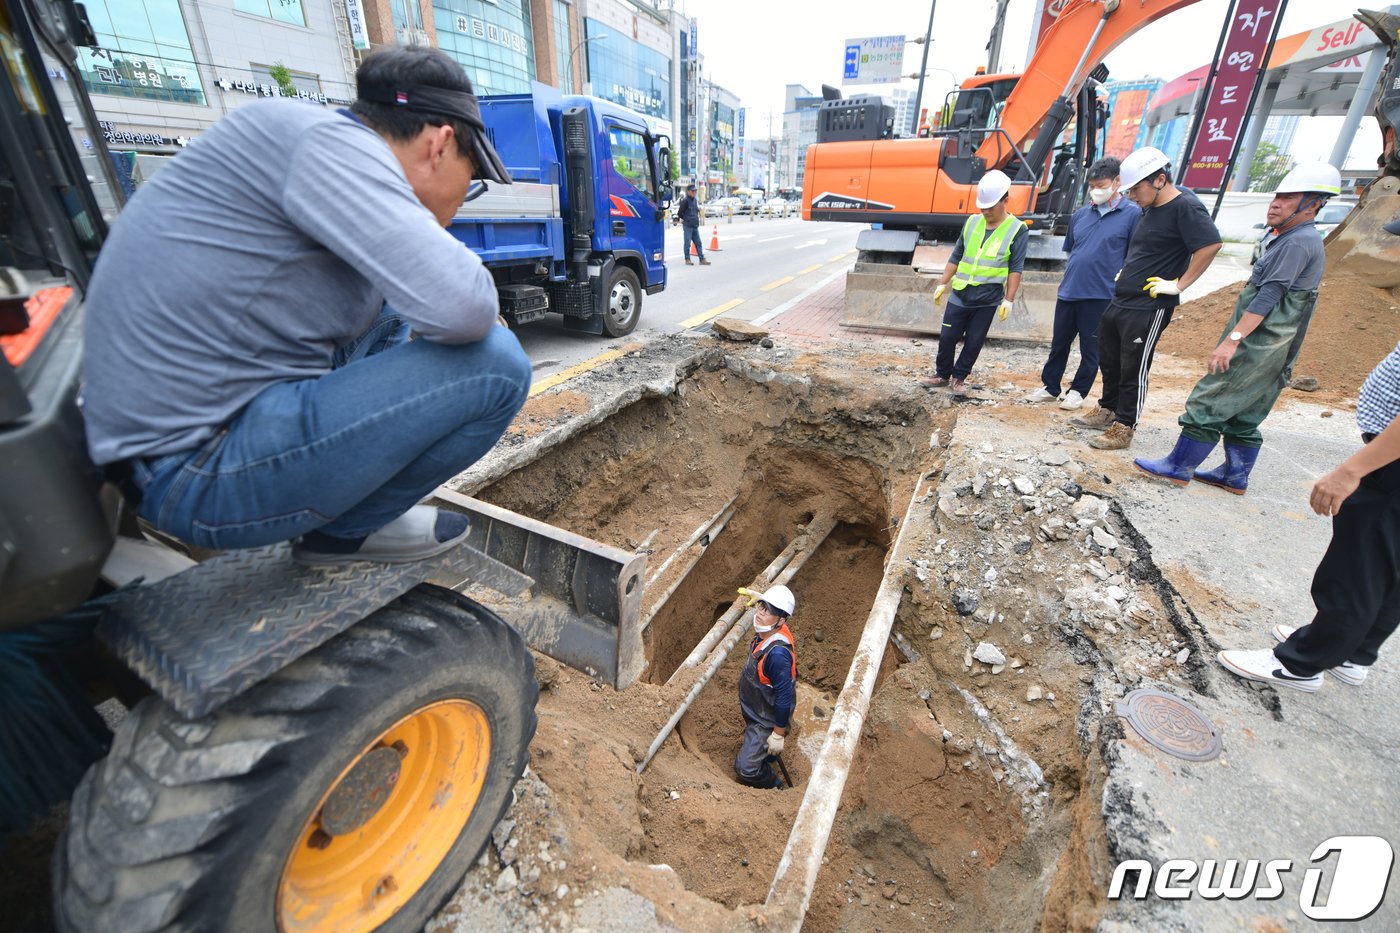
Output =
[{"x1": 677, "y1": 184, "x2": 710, "y2": 266}]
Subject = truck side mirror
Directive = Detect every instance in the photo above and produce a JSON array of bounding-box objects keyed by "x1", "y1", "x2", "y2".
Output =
[{"x1": 658, "y1": 181, "x2": 673, "y2": 208}]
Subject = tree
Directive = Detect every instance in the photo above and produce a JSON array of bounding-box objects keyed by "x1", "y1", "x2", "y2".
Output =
[
  {"x1": 268, "y1": 62, "x2": 298, "y2": 99},
  {"x1": 1248, "y1": 140, "x2": 1293, "y2": 193}
]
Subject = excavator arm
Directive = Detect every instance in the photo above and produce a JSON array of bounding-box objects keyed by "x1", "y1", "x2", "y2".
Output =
[{"x1": 982, "y1": 0, "x2": 1200, "y2": 173}]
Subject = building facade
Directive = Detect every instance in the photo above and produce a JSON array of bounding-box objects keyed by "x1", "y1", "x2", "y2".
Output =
[{"x1": 779, "y1": 83, "x2": 820, "y2": 191}]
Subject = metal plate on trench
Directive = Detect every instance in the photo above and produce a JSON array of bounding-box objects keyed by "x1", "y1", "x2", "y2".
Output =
[{"x1": 1114, "y1": 689, "x2": 1223, "y2": 762}]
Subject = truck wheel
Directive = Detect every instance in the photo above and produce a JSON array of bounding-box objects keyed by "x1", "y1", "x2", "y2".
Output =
[
  {"x1": 602, "y1": 266, "x2": 642, "y2": 337},
  {"x1": 54, "y1": 584, "x2": 536, "y2": 933}
]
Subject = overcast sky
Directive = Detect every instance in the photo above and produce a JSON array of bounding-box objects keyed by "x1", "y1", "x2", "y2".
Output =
[{"x1": 679, "y1": 0, "x2": 1377, "y2": 168}]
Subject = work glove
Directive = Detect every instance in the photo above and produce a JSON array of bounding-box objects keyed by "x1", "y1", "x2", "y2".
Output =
[
  {"x1": 934, "y1": 284, "x2": 948, "y2": 306},
  {"x1": 1143, "y1": 276, "x2": 1181, "y2": 298},
  {"x1": 766, "y1": 731, "x2": 785, "y2": 755},
  {"x1": 997, "y1": 299, "x2": 1013, "y2": 321}
]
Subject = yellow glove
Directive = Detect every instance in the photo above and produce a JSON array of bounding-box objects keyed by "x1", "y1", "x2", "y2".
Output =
[
  {"x1": 737, "y1": 587, "x2": 763, "y2": 607},
  {"x1": 997, "y1": 299, "x2": 1013, "y2": 321},
  {"x1": 934, "y1": 284, "x2": 948, "y2": 306},
  {"x1": 1143, "y1": 276, "x2": 1181, "y2": 298}
]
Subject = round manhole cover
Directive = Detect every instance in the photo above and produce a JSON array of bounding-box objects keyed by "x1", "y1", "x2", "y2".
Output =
[{"x1": 1115, "y1": 689, "x2": 1222, "y2": 762}]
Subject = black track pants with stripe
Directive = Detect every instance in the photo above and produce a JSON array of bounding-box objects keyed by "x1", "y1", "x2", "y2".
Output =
[{"x1": 1095, "y1": 302, "x2": 1173, "y2": 428}]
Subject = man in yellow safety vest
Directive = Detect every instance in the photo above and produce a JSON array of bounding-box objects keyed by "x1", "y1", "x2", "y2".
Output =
[{"x1": 920, "y1": 170, "x2": 1027, "y2": 397}]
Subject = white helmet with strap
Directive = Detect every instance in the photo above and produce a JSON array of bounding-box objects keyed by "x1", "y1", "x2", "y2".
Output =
[
  {"x1": 975, "y1": 170, "x2": 1012, "y2": 209},
  {"x1": 1119, "y1": 146, "x2": 1171, "y2": 189},
  {"x1": 1274, "y1": 161, "x2": 1342, "y2": 197}
]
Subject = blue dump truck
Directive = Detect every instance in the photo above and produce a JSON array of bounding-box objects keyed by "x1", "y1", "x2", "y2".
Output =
[{"x1": 452, "y1": 84, "x2": 673, "y2": 337}]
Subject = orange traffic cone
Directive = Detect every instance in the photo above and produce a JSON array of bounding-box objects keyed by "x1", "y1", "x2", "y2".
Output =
[{"x1": 708, "y1": 225, "x2": 721, "y2": 252}]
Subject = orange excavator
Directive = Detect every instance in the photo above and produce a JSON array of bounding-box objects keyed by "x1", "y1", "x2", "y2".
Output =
[{"x1": 802, "y1": 0, "x2": 1200, "y2": 236}]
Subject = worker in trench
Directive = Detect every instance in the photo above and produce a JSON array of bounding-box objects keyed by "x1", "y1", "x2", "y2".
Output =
[
  {"x1": 1132, "y1": 163, "x2": 1343, "y2": 493},
  {"x1": 735, "y1": 585, "x2": 799, "y2": 790},
  {"x1": 920, "y1": 170, "x2": 1028, "y2": 398},
  {"x1": 81, "y1": 47, "x2": 529, "y2": 566}
]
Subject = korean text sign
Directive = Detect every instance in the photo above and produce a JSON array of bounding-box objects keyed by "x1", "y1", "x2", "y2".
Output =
[{"x1": 1180, "y1": 0, "x2": 1284, "y2": 190}]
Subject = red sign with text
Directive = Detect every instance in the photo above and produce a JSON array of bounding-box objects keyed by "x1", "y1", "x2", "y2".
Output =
[{"x1": 1180, "y1": 0, "x2": 1285, "y2": 190}]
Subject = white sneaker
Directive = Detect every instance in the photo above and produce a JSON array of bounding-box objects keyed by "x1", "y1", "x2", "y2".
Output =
[
  {"x1": 1217, "y1": 648, "x2": 1322, "y2": 692},
  {"x1": 1059, "y1": 390, "x2": 1086, "y2": 410},
  {"x1": 1271, "y1": 625, "x2": 1369, "y2": 685},
  {"x1": 1024, "y1": 387, "x2": 1059, "y2": 403}
]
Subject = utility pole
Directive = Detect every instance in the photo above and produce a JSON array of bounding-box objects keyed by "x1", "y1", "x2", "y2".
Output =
[
  {"x1": 910, "y1": 0, "x2": 936, "y2": 137},
  {"x1": 986, "y1": 0, "x2": 1011, "y2": 72}
]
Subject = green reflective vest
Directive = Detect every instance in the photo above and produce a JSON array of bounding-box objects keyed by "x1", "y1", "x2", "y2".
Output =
[{"x1": 951, "y1": 213, "x2": 1020, "y2": 291}]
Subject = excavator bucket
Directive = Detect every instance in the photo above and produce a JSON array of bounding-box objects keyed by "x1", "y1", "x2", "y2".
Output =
[
  {"x1": 1322, "y1": 10, "x2": 1400, "y2": 287},
  {"x1": 839, "y1": 229, "x2": 1061, "y2": 342}
]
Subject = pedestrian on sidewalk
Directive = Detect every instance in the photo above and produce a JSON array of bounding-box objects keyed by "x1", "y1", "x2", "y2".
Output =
[
  {"x1": 678, "y1": 184, "x2": 709, "y2": 265},
  {"x1": 82, "y1": 46, "x2": 531, "y2": 566},
  {"x1": 1134, "y1": 163, "x2": 1342, "y2": 492},
  {"x1": 1217, "y1": 338, "x2": 1400, "y2": 692},
  {"x1": 735, "y1": 585, "x2": 798, "y2": 789},
  {"x1": 1024, "y1": 157, "x2": 1140, "y2": 411},
  {"x1": 920, "y1": 170, "x2": 1027, "y2": 397},
  {"x1": 1070, "y1": 146, "x2": 1221, "y2": 450}
]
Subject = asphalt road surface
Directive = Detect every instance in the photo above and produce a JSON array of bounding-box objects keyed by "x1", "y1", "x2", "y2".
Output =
[{"x1": 510, "y1": 215, "x2": 863, "y2": 384}]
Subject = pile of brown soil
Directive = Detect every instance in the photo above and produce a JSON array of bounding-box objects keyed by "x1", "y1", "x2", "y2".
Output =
[{"x1": 1159, "y1": 273, "x2": 1400, "y2": 405}]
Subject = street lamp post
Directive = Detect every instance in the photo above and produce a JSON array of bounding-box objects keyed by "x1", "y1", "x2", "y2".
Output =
[{"x1": 568, "y1": 34, "x2": 606, "y2": 93}]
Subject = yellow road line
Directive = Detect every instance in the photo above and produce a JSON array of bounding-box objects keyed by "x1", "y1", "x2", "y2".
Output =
[
  {"x1": 761, "y1": 275, "x2": 795, "y2": 292},
  {"x1": 680, "y1": 297, "x2": 745, "y2": 329},
  {"x1": 798, "y1": 264, "x2": 822, "y2": 275},
  {"x1": 529, "y1": 348, "x2": 626, "y2": 398},
  {"x1": 828, "y1": 251, "x2": 853, "y2": 262}
]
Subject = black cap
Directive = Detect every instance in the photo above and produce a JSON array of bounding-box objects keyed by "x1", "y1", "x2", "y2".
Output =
[
  {"x1": 359, "y1": 83, "x2": 512, "y2": 185},
  {"x1": 686, "y1": 183, "x2": 696, "y2": 191}
]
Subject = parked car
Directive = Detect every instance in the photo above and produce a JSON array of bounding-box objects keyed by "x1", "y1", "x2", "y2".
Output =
[
  {"x1": 702, "y1": 197, "x2": 741, "y2": 218},
  {"x1": 1250, "y1": 198, "x2": 1356, "y2": 264},
  {"x1": 760, "y1": 197, "x2": 792, "y2": 217}
]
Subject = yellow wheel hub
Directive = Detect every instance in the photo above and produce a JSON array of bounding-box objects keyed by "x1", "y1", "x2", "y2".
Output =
[{"x1": 278, "y1": 699, "x2": 490, "y2": 932}]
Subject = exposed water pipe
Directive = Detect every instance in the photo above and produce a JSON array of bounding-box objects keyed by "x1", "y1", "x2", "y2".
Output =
[
  {"x1": 665, "y1": 512, "x2": 837, "y2": 684},
  {"x1": 641, "y1": 496, "x2": 740, "y2": 631},
  {"x1": 762, "y1": 478, "x2": 928, "y2": 930}
]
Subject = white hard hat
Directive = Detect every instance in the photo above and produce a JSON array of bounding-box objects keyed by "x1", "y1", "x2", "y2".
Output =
[
  {"x1": 758, "y1": 584, "x2": 796, "y2": 616},
  {"x1": 1274, "y1": 161, "x2": 1342, "y2": 196},
  {"x1": 1119, "y1": 146, "x2": 1171, "y2": 189},
  {"x1": 975, "y1": 170, "x2": 1012, "y2": 209}
]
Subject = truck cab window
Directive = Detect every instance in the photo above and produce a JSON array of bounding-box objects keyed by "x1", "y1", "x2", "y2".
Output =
[{"x1": 607, "y1": 125, "x2": 655, "y2": 202}]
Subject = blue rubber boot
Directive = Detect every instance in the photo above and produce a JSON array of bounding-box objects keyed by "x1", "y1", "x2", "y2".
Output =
[
  {"x1": 1194, "y1": 443, "x2": 1260, "y2": 495},
  {"x1": 1133, "y1": 434, "x2": 1217, "y2": 486}
]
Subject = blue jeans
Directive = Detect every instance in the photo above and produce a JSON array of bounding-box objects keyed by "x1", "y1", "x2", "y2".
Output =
[
  {"x1": 1041, "y1": 297, "x2": 1109, "y2": 397},
  {"x1": 683, "y1": 224, "x2": 705, "y2": 260},
  {"x1": 128, "y1": 325, "x2": 530, "y2": 549}
]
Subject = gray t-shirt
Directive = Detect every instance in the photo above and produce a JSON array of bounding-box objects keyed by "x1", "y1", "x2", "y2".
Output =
[
  {"x1": 1246, "y1": 220, "x2": 1324, "y2": 316},
  {"x1": 82, "y1": 100, "x2": 499, "y2": 464}
]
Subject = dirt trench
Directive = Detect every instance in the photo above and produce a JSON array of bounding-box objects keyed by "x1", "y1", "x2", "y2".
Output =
[{"x1": 456, "y1": 349, "x2": 1133, "y2": 932}]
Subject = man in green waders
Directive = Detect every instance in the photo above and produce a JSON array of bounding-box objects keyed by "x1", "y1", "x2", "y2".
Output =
[{"x1": 1133, "y1": 162, "x2": 1342, "y2": 493}]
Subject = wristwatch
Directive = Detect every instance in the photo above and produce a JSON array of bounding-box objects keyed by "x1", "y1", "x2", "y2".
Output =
[{"x1": 1228, "y1": 330, "x2": 1243, "y2": 342}]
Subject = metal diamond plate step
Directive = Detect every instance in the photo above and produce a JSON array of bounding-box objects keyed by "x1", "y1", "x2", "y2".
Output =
[{"x1": 99, "y1": 494, "x2": 645, "y2": 719}]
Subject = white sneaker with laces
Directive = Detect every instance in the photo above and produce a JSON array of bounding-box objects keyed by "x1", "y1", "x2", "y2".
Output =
[
  {"x1": 1024, "y1": 387, "x2": 1059, "y2": 403},
  {"x1": 1217, "y1": 648, "x2": 1322, "y2": 692},
  {"x1": 1059, "y1": 390, "x2": 1086, "y2": 410},
  {"x1": 1271, "y1": 624, "x2": 1370, "y2": 685}
]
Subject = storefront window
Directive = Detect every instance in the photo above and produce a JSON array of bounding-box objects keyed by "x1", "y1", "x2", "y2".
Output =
[
  {"x1": 433, "y1": 0, "x2": 535, "y2": 96},
  {"x1": 234, "y1": 0, "x2": 306, "y2": 27},
  {"x1": 77, "y1": 0, "x2": 206, "y2": 105},
  {"x1": 552, "y1": 0, "x2": 572, "y2": 94},
  {"x1": 584, "y1": 17, "x2": 668, "y2": 121}
]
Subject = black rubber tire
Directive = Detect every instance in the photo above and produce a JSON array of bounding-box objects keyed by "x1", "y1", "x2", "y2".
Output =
[
  {"x1": 601, "y1": 266, "x2": 642, "y2": 337},
  {"x1": 53, "y1": 585, "x2": 536, "y2": 933}
]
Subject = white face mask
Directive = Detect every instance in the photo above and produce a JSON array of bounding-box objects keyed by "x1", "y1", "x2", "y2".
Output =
[{"x1": 1088, "y1": 185, "x2": 1114, "y2": 206}]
